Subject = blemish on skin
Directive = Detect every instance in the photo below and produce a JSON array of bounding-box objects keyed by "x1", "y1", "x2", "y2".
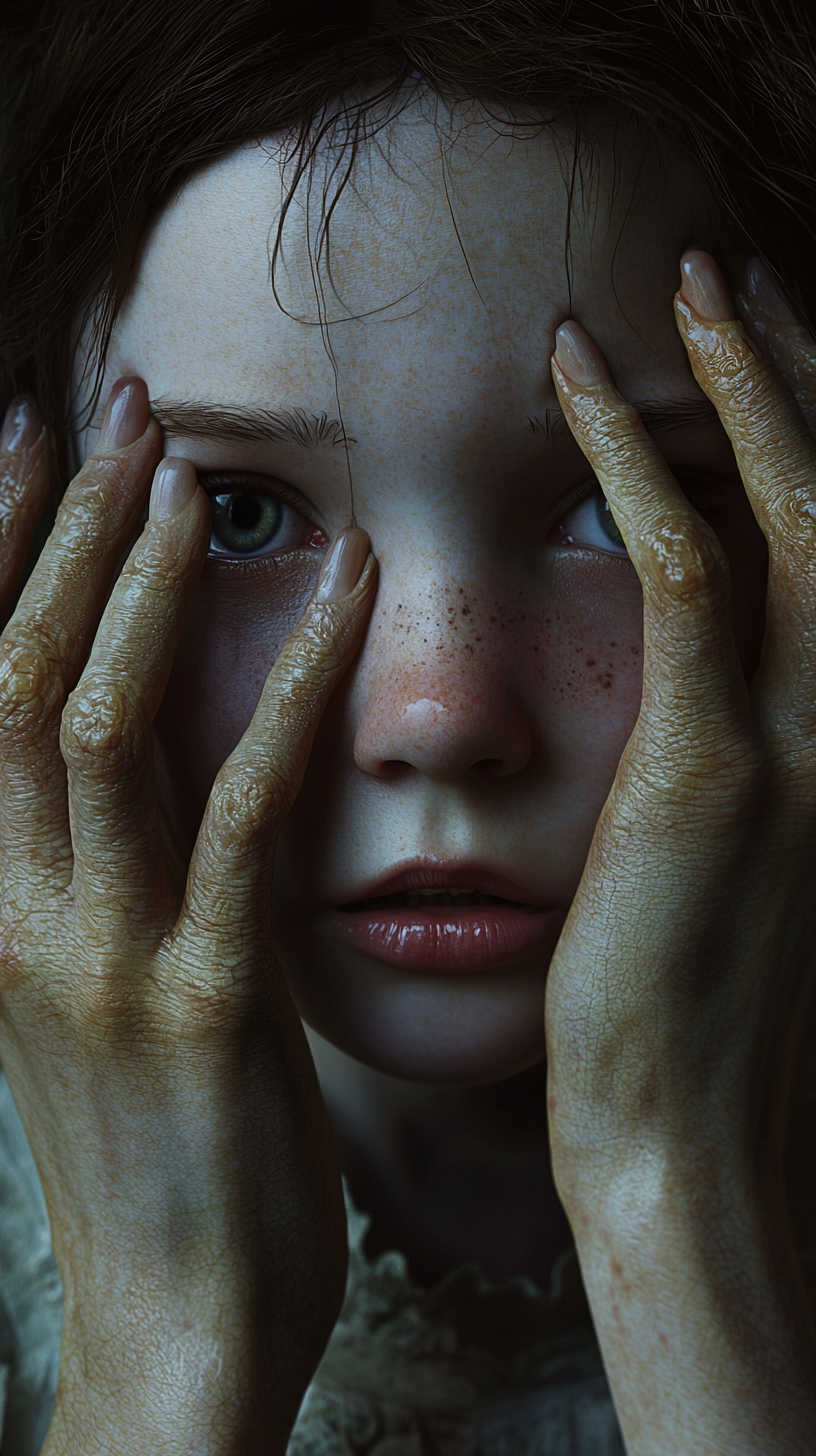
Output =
[{"x1": 586, "y1": 658, "x2": 596, "y2": 667}]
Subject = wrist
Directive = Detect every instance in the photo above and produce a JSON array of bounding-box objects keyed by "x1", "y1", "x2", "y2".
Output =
[
  {"x1": 559, "y1": 1152, "x2": 816, "y2": 1456},
  {"x1": 43, "y1": 1261, "x2": 331, "y2": 1456}
]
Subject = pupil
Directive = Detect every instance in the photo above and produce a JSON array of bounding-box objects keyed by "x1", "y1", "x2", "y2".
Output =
[{"x1": 229, "y1": 494, "x2": 262, "y2": 530}]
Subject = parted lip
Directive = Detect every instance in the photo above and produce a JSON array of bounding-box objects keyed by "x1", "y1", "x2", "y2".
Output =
[{"x1": 335, "y1": 861, "x2": 548, "y2": 910}]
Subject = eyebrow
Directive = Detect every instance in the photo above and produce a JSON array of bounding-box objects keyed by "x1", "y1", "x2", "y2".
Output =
[
  {"x1": 150, "y1": 399, "x2": 355, "y2": 449},
  {"x1": 150, "y1": 393, "x2": 718, "y2": 451},
  {"x1": 528, "y1": 396, "x2": 720, "y2": 440}
]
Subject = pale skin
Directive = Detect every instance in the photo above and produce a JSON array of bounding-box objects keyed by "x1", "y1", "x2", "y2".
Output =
[{"x1": 0, "y1": 104, "x2": 814, "y2": 1451}]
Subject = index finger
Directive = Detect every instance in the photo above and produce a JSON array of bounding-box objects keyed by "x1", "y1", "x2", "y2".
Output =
[
  {"x1": 0, "y1": 397, "x2": 52, "y2": 623},
  {"x1": 674, "y1": 251, "x2": 816, "y2": 758}
]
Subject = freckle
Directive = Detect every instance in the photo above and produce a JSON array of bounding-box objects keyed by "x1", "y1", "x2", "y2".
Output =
[
  {"x1": 490, "y1": 616, "x2": 496, "y2": 623},
  {"x1": 586, "y1": 658, "x2": 596, "y2": 667},
  {"x1": 610, "y1": 640, "x2": 616, "y2": 647},
  {"x1": 520, "y1": 614, "x2": 526, "y2": 621},
  {"x1": 475, "y1": 636, "x2": 482, "y2": 642},
  {"x1": 611, "y1": 1260, "x2": 624, "y2": 1279}
]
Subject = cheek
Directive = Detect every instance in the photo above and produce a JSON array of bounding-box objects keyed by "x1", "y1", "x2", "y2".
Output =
[{"x1": 155, "y1": 550, "x2": 322, "y2": 843}]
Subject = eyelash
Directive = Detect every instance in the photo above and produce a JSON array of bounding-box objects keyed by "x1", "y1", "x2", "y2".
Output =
[
  {"x1": 198, "y1": 470, "x2": 313, "y2": 517},
  {"x1": 198, "y1": 470, "x2": 327, "y2": 559}
]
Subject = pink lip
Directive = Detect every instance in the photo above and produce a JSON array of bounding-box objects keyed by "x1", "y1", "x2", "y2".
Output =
[{"x1": 327, "y1": 863, "x2": 565, "y2": 974}]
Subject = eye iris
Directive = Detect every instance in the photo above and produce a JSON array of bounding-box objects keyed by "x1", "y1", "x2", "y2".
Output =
[
  {"x1": 211, "y1": 491, "x2": 282, "y2": 554},
  {"x1": 596, "y1": 493, "x2": 626, "y2": 551}
]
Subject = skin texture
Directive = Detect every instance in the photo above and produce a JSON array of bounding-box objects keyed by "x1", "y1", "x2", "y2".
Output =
[
  {"x1": 0, "y1": 97, "x2": 814, "y2": 1452},
  {"x1": 77, "y1": 109, "x2": 766, "y2": 1088}
]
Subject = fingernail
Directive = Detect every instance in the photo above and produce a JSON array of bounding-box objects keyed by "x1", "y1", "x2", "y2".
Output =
[
  {"x1": 317, "y1": 527, "x2": 370, "y2": 602},
  {"x1": 740, "y1": 257, "x2": 798, "y2": 324},
  {"x1": 1, "y1": 396, "x2": 41, "y2": 452},
  {"x1": 553, "y1": 322, "x2": 610, "y2": 385},
  {"x1": 149, "y1": 458, "x2": 197, "y2": 519},
  {"x1": 98, "y1": 378, "x2": 149, "y2": 450},
  {"x1": 679, "y1": 251, "x2": 732, "y2": 322}
]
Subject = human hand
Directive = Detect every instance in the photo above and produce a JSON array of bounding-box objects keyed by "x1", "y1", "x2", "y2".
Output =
[
  {"x1": 545, "y1": 252, "x2": 816, "y2": 1454},
  {"x1": 0, "y1": 379, "x2": 377, "y2": 1455}
]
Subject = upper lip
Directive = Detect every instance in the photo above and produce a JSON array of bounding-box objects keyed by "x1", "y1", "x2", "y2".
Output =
[{"x1": 335, "y1": 862, "x2": 548, "y2": 908}]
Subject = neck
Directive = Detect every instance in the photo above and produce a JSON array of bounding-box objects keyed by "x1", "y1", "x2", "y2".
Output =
[{"x1": 306, "y1": 1027, "x2": 572, "y2": 1288}]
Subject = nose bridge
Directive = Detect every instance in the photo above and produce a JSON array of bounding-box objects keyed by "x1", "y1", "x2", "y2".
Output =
[{"x1": 352, "y1": 577, "x2": 534, "y2": 781}]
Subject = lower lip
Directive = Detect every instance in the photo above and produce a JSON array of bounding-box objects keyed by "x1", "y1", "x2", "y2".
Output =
[{"x1": 329, "y1": 905, "x2": 564, "y2": 972}]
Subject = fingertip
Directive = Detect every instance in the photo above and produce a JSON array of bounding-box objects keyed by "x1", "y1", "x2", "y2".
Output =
[
  {"x1": 316, "y1": 526, "x2": 372, "y2": 603},
  {"x1": 149, "y1": 457, "x2": 199, "y2": 520},
  {"x1": 678, "y1": 251, "x2": 733, "y2": 323},
  {"x1": 738, "y1": 257, "x2": 798, "y2": 327},
  {"x1": 553, "y1": 322, "x2": 611, "y2": 387},
  {"x1": 97, "y1": 377, "x2": 150, "y2": 453},
  {"x1": 1, "y1": 396, "x2": 44, "y2": 454}
]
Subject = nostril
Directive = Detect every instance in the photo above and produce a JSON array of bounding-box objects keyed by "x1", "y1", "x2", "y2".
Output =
[
  {"x1": 378, "y1": 759, "x2": 414, "y2": 782},
  {"x1": 476, "y1": 757, "x2": 505, "y2": 777}
]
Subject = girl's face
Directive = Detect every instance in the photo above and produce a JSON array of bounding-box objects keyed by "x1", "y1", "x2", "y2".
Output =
[{"x1": 77, "y1": 104, "x2": 766, "y2": 1083}]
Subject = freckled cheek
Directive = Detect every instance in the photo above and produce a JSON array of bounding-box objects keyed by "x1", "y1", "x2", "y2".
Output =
[{"x1": 154, "y1": 552, "x2": 322, "y2": 831}]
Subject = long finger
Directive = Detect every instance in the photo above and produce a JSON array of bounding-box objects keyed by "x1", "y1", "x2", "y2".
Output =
[
  {"x1": 0, "y1": 379, "x2": 162, "y2": 887},
  {"x1": 675, "y1": 253, "x2": 816, "y2": 762},
  {"x1": 736, "y1": 258, "x2": 816, "y2": 437},
  {"x1": 179, "y1": 528, "x2": 377, "y2": 978},
  {"x1": 61, "y1": 459, "x2": 210, "y2": 936},
  {"x1": 550, "y1": 323, "x2": 748, "y2": 788},
  {"x1": 0, "y1": 398, "x2": 53, "y2": 623}
]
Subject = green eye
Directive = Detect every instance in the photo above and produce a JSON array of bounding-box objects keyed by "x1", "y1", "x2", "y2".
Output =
[
  {"x1": 595, "y1": 492, "x2": 626, "y2": 552},
  {"x1": 209, "y1": 490, "x2": 283, "y2": 555}
]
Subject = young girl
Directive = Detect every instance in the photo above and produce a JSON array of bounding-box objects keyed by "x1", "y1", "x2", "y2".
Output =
[{"x1": 1, "y1": 2, "x2": 816, "y2": 1452}]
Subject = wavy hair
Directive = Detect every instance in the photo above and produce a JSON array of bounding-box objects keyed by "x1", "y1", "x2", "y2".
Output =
[{"x1": 1, "y1": 0, "x2": 815, "y2": 480}]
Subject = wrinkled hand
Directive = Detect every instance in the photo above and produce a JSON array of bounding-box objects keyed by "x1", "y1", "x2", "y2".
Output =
[
  {"x1": 545, "y1": 252, "x2": 816, "y2": 1456},
  {"x1": 0, "y1": 380, "x2": 376, "y2": 1455}
]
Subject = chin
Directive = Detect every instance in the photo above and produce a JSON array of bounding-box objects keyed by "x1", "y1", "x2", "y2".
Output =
[{"x1": 276, "y1": 929, "x2": 555, "y2": 1084}]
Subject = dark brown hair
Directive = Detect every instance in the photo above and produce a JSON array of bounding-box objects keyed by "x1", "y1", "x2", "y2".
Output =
[{"x1": 1, "y1": 0, "x2": 815, "y2": 482}]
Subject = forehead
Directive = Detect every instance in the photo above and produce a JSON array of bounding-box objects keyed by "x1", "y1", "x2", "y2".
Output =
[{"x1": 106, "y1": 102, "x2": 720, "y2": 421}]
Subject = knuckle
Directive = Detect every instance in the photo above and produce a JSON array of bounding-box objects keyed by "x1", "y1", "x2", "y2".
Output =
[
  {"x1": 644, "y1": 517, "x2": 729, "y2": 604},
  {"x1": 126, "y1": 519, "x2": 199, "y2": 586},
  {"x1": 771, "y1": 485, "x2": 816, "y2": 558},
  {"x1": 60, "y1": 678, "x2": 148, "y2": 774},
  {"x1": 0, "y1": 631, "x2": 64, "y2": 738},
  {"x1": 282, "y1": 604, "x2": 355, "y2": 684},
  {"x1": 207, "y1": 766, "x2": 287, "y2": 856},
  {"x1": 57, "y1": 460, "x2": 120, "y2": 526}
]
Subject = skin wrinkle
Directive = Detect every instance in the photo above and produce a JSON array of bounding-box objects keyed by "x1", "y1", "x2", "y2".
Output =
[{"x1": 50, "y1": 108, "x2": 797, "y2": 1386}]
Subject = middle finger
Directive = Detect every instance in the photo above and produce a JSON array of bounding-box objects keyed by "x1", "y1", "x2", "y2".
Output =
[{"x1": 0, "y1": 379, "x2": 161, "y2": 888}]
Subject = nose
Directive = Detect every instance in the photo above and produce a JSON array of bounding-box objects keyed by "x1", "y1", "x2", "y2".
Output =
[{"x1": 353, "y1": 665, "x2": 534, "y2": 781}]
